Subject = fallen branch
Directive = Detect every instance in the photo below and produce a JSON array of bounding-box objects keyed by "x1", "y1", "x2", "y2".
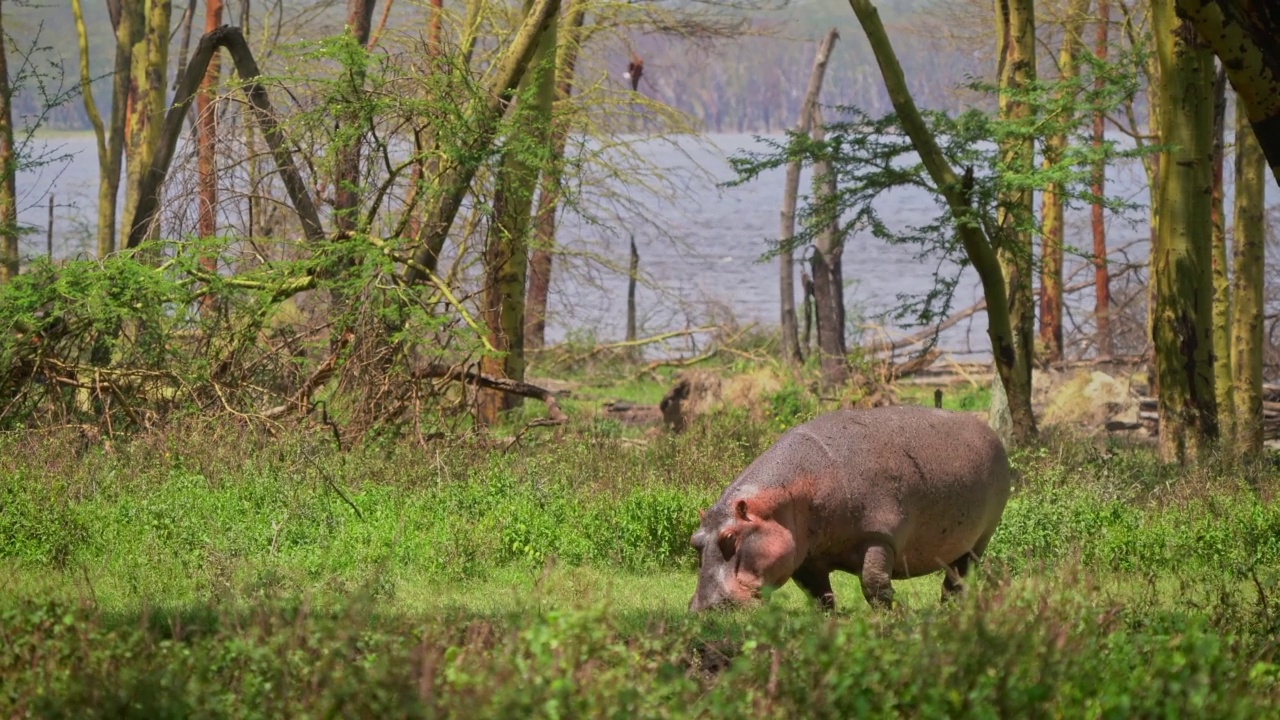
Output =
[{"x1": 413, "y1": 363, "x2": 567, "y2": 424}]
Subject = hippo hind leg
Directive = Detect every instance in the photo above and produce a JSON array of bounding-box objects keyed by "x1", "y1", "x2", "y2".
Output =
[
  {"x1": 941, "y1": 533, "x2": 992, "y2": 603},
  {"x1": 792, "y1": 565, "x2": 836, "y2": 612},
  {"x1": 859, "y1": 543, "x2": 896, "y2": 610}
]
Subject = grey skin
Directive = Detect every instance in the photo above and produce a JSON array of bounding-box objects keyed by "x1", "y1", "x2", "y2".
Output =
[{"x1": 688, "y1": 405, "x2": 1011, "y2": 612}]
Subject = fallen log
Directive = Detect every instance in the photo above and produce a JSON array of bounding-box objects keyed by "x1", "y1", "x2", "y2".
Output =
[{"x1": 413, "y1": 363, "x2": 567, "y2": 424}]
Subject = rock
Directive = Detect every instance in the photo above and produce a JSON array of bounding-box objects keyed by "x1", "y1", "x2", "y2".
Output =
[
  {"x1": 1040, "y1": 369, "x2": 1143, "y2": 433},
  {"x1": 660, "y1": 369, "x2": 784, "y2": 432}
]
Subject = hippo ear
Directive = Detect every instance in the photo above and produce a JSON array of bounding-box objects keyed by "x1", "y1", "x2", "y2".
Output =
[
  {"x1": 735, "y1": 499, "x2": 751, "y2": 522},
  {"x1": 698, "y1": 508, "x2": 706, "y2": 522}
]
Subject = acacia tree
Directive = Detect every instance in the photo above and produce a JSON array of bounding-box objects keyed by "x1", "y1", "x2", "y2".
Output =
[
  {"x1": 0, "y1": 1, "x2": 15, "y2": 284},
  {"x1": 1091, "y1": 0, "x2": 1111, "y2": 356},
  {"x1": 1150, "y1": 0, "x2": 1217, "y2": 463},
  {"x1": 478, "y1": 0, "x2": 559, "y2": 425},
  {"x1": 1174, "y1": 0, "x2": 1280, "y2": 185},
  {"x1": 1039, "y1": 0, "x2": 1090, "y2": 363},
  {"x1": 992, "y1": 0, "x2": 1038, "y2": 441},
  {"x1": 119, "y1": 0, "x2": 171, "y2": 244},
  {"x1": 1231, "y1": 105, "x2": 1267, "y2": 455},
  {"x1": 525, "y1": 0, "x2": 588, "y2": 351}
]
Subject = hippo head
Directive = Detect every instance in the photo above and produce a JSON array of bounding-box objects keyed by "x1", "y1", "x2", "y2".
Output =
[{"x1": 688, "y1": 497, "x2": 798, "y2": 612}]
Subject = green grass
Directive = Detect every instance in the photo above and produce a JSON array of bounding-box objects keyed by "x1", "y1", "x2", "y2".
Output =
[{"x1": 3, "y1": 417, "x2": 1280, "y2": 716}]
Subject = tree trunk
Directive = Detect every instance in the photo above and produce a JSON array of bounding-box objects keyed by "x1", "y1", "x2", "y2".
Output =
[
  {"x1": 779, "y1": 28, "x2": 839, "y2": 367},
  {"x1": 120, "y1": 0, "x2": 172, "y2": 245},
  {"x1": 404, "y1": 0, "x2": 562, "y2": 283},
  {"x1": 626, "y1": 234, "x2": 639, "y2": 345},
  {"x1": 848, "y1": 0, "x2": 1035, "y2": 443},
  {"x1": 197, "y1": 0, "x2": 224, "y2": 312},
  {"x1": 126, "y1": 27, "x2": 325, "y2": 249},
  {"x1": 993, "y1": 0, "x2": 1038, "y2": 443},
  {"x1": 1209, "y1": 65, "x2": 1234, "y2": 444},
  {"x1": 1231, "y1": 102, "x2": 1266, "y2": 457},
  {"x1": 1175, "y1": 0, "x2": 1280, "y2": 186},
  {"x1": 1038, "y1": 0, "x2": 1089, "y2": 364},
  {"x1": 810, "y1": 105, "x2": 849, "y2": 388},
  {"x1": 0, "y1": 4, "x2": 16, "y2": 283},
  {"x1": 524, "y1": 0, "x2": 587, "y2": 351},
  {"x1": 1092, "y1": 0, "x2": 1112, "y2": 357},
  {"x1": 332, "y1": 0, "x2": 377, "y2": 237},
  {"x1": 1151, "y1": 0, "x2": 1218, "y2": 464},
  {"x1": 96, "y1": 0, "x2": 142, "y2": 257},
  {"x1": 72, "y1": 0, "x2": 115, "y2": 259},
  {"x1": 477, "y1": 1, "x2": 558, "y2": 426}
]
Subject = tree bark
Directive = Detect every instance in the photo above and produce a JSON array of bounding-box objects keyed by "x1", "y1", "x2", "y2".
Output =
[
  {"x1": 1209, "y1": 64, "x2": 1234, "y2": 443},
  {"x1": 477, "y1": 0, "x2": 558, "y2": 426},
  {"x1": 1038, "y1": 0, "x2": 1089, "y2": 364},
  {"x1": 1174, "y1": 0, "x2": 1280, "y2": 186},
  {"x1": 72, "y1": 0, "x2": 117, "y2": 260},
  {"x1": 404, "y1": 0, "x2": 562, "y2": 283},
  {"x1": 120, "y1": 0, "x2": 172, "y2": 246},
  {"x1": 992, "y1": 0, "x2": 1038, "y2": 442},
  {"x1": 197, "y1": 0, "x2": 225, "y2": 312},
  {"x1": 847, "y1": 0, "x2": 1036, "y2": 442},
  {"x1": 810, "y1": 105, "x2": 848, "y2": 388},
  {"x1": 626, "y1": 234, "x2": 639, "y2": 344},
  {"x1": 333, "y1": 0, "x2": 378, "y2": 237},
  {"x1": 1091, "y1": 0, "x2": 1112, "y2": 357},
  {"x1": 1231, "y1": 102, "x2": 1266, "y2": 456},
  {"x1": 524, "y1": 0, "x2": 587, "y2": 350},
  {"x1": 1152, "y1": 0, "x2": 1218, "y2": 464},
  {"x1": 127, "y1": 27, "x2": 325, "y2": 248},
  {"x1": 0, "y1": 3, "x2": 16, "y2": 283},
  {"x1": 779, "y1": 28, "x2": 839, "y2": 367}
]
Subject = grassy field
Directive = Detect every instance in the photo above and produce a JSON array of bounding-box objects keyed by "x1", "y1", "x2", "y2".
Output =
[{"x1": 3, "y1": 374, "x2": 1280, "y2": 716}]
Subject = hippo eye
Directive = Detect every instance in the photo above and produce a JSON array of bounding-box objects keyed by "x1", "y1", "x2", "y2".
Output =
[{"x1": 718, "y1": 529, "x2": 737, "y2": 560}]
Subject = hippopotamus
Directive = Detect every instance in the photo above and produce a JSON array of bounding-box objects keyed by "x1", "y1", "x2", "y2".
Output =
[{"x1": 688, "y1": 405, "x2": 1011, "y2": 612}]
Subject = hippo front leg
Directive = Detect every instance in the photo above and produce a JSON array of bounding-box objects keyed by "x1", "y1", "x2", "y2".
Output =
[
  {"x1": 859, "y1": 543, "x2": 896, "y2": 609},
  {"x1": 792, "y1": 565, "x2": 836, "y2": 611}
]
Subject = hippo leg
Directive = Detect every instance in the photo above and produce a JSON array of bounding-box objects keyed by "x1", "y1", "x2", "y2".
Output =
[
  {"x1": 941, "y1": 552, "x2": 973, "y2": 602},
  {"x1": 859, "y1": 543, "x2": 896, "y2": 609},
  {"x1": 941, "y1": 533, "x2": 992, "y2": 602},
  {"x1": 792, "y1": 565, "x2": 836, "y2": 611}
]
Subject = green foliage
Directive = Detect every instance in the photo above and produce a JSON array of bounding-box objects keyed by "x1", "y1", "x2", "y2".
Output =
[{"x1": 3, "y1": 425, "x2": 1280, "y2": 714}]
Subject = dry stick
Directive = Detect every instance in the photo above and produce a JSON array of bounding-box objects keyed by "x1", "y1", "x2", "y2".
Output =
[
  {"x1": 779, "y1": 27, "x2": 840, "y2": 365},
  {"x1": 413, "y1": 364, "x2": 568, "y2": 424},
  {"x1": 46, "y1": 195, "x2": 53, "y2": 259},
  {"x1": 127, "y1": 25, "x2": 324, "y2": 249}
]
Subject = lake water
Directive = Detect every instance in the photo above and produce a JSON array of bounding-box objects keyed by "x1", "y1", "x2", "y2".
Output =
[{"x1": 14, "y1": 131, "x2": 1271, "y2": 361}]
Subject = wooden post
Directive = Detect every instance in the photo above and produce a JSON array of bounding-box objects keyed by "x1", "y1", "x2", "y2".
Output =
[
  {"x1": 46, "y1": 194, "x2": 53, "y2": 259},
  {"x1": 934, "y1": 388, "x2": 943, "y2": 409}
]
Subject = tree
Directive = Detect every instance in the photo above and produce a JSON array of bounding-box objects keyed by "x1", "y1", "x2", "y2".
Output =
[
  {"x1": 1150, "y1": 0, "x2": 1217, "y2": 464},
  {"x1": 1091, "y1": 0, "x2": 1112, "y2": 357},
  {"x1": 524, "y1": 0, "x2": 588, "y2": 351},
  {"x1": 0, "y1": 0, "x2": 16, "y2": 283},
  {"x1": 1209, "y1": 65, "x2": 1232, "y2": 442},
  {"x1": 809, "y1": 104, "x2": 848, "y2": 388},
  {"x1": 477, "y1": 0, "x2": 559, "y2": 425},
  {"x1": 991, "y1": 0, "x2": 1038, "y2": 441},
  {"x1": 119, "y1": 0, "x2": 171, "y2": 244},
  {"x1": 776, "y1": 29, "x2": 839, "y2": 368},
  {"x1": 846, "y1": 0, "x2": 1032, "y2": 441},
  {"x1": 1231, "y1": 102, "x2": 1267, "y2": 456},
  {"x1": 1174, "y1": 0, "x2": 1280, "y2": 186},
  {"x1": 197, "y1": 0, "x2": 224, "y2": 310},
  {"x1": 1039, "y1": 0, "x2": 1090, "y2": 364}
]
